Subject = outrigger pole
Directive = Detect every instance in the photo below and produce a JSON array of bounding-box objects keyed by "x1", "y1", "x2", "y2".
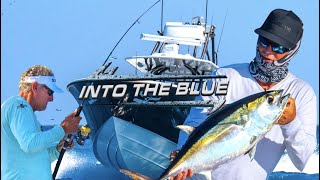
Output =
[{"x1": 102, "y1": 0, "x2": 161, "y2": 66}]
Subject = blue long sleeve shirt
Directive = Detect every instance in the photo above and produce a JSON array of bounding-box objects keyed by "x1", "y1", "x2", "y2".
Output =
[{"x1": 1, "y1": 96, "x2": 65, "y2": 180}]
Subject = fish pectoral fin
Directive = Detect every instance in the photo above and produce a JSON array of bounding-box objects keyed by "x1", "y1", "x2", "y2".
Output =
[
  {"x1": 245, "y1": 136, "x2": 258, "y2": 161},
  {"x1": 246, "y1": 145, "x2": 257, "y2": 161},
  {"x1": 176, "y1": 125, "x2": 195, "y2": 135},
  {"x1": 249, "y1": 136, "x2": 257, "y2": 144}
]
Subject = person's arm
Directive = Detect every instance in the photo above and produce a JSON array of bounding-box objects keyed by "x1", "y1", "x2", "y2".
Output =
[
  {"x1": 280, "y1": 89, "x2": 317, "y2": 171},
  {"x1": 48, "y1": 138, "x2": 75, "y2": 162},
  {"x1": 9, "y1": 102, "x2": 65, "y2": 153},
  {"x1": 48, "y1": 146, "x2": 60, "y2": 162},
  {"x1": 48, "y1": 135, "x2": 76, "y2": 162}
]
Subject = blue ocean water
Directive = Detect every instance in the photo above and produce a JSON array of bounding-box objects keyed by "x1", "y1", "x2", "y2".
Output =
[
  {"x1": 268, "y1": 172, "x2": 318, "y2": 180},
  {"x1": 49, "y1": 126, "x2": 319, "y2": 180}
]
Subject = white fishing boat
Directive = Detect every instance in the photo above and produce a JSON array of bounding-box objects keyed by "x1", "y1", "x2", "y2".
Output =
[{"x1": 67, "y1": 5, "x2": 224, "y2": 177}]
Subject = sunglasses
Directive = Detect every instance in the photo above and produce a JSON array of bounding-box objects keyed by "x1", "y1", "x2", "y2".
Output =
[
  {"x1": 258, "y1": 36, "x2": 289, "y2": 54},
  {"x1": 42, "y1": 85, "x2": 54, "y2": 96}
]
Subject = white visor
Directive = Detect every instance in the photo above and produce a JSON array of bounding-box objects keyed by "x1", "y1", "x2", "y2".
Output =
[{"x1": 23, "y1": 76, "x2": 63, "y2": 93}]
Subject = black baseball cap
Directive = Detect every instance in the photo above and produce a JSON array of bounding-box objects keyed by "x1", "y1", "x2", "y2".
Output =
[{"x1": 255, "y1": 9, "x2": 303, "y2": 50}]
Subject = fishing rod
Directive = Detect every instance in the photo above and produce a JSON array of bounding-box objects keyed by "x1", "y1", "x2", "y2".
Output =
[
  {"x1": 102, "y1": 0, "x2": 161, "y2": 67},
  {"x1": 52, "y1": 105, "x2": 83, "y2": 180}
]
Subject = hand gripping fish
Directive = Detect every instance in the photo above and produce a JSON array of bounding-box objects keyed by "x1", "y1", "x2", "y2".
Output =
[{"x1": 121, "y1": 90, "x2": 290, "y2": 180}]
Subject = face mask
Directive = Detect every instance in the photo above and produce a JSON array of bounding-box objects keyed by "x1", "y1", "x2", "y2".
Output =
[{"x1": 249, "y1": 39, "x2": 301, "y2": 84}]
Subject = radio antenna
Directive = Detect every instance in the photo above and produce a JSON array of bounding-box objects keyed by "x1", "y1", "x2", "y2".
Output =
[
  {"x1": 205, "y1": 0, "x2": 208, "y2": 25},
  {"x1": 102, "y1": 0, "x2": 160, "y2": 66},
  {"x1": 160, "y1": 0, "x2": 164, "y2": 33},
  {"x1": 217, "y1": 8, "x2": 228, "y2": 53}
]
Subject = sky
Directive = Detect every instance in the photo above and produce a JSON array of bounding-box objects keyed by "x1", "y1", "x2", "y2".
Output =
[{"x1": 1, "y1": 0, "x2": 319, "y2": 126}]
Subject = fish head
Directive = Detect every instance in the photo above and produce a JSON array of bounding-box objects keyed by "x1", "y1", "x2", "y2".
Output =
[
  {"x1": 247, "y1": 90, "x2": 290, "y2": 130},
  {"x1": 263, "y1": 88, "x2": 288, "y2": 102}
]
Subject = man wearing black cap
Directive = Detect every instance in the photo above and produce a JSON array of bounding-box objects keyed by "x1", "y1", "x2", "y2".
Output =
[
  {"x1": 171, "y1": 9, "x2": 317, "y2": 180},
  {"x1": 1, "y1": 65, "x2": 82, "y2": 179}
]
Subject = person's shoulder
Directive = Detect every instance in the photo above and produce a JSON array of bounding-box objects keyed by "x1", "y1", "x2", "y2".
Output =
[
  {"x1": 1, "y1": 96, "x2": 27, "y2": 109},
  {"x1": 287, "y1": 73, "x2": 316, "y2": 95}
]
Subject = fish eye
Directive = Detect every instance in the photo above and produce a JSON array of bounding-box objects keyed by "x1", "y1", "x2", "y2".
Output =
[{"x1": 266, "y1": 94, "x2": 274, "y2": 105}]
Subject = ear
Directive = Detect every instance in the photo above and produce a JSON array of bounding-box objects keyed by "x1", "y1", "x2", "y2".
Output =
[{"x1": 31, "y1": 82, "x2": 39, "y2": 94}]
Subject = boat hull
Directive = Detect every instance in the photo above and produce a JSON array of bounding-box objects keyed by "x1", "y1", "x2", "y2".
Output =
[{"x1": 93, "y1": 116, "x2": 176, "y2": 178}]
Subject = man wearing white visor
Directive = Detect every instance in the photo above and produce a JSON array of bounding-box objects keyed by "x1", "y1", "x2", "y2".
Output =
[
  {"x1": 1, "y1": 65, "x2": 82, "y2": 180},
  {"x1": 24, "y1": 75, "x2": 64, "y2": 93}
]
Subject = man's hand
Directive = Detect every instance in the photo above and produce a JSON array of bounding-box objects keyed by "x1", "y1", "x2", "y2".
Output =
[
  {"x1": 61, "y1": 110, "x2": 82, "y2": 134},
  {"x1": 276, "y1": 97, "x2": 296, "y2": 125},
  {"x1": 169, "y1": 150, "x2": 193, "y2": 180},
  {"x1": 56, "y1": 136, "x2": 74, "y2": 152}
]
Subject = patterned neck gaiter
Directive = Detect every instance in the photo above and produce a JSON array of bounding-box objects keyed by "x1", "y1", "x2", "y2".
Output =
[{"x1": 249, "y1": 40, "x2": 301, "y2": 84}]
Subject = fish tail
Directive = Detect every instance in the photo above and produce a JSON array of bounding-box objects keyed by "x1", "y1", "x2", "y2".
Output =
[{"x1": 120, "y1": 169, "x2": 155, "y2": 180}]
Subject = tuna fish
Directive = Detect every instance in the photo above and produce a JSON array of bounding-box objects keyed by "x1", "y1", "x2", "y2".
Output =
[{"x1": 121, "y1": 90, "x2": 290, "y2": 180}]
